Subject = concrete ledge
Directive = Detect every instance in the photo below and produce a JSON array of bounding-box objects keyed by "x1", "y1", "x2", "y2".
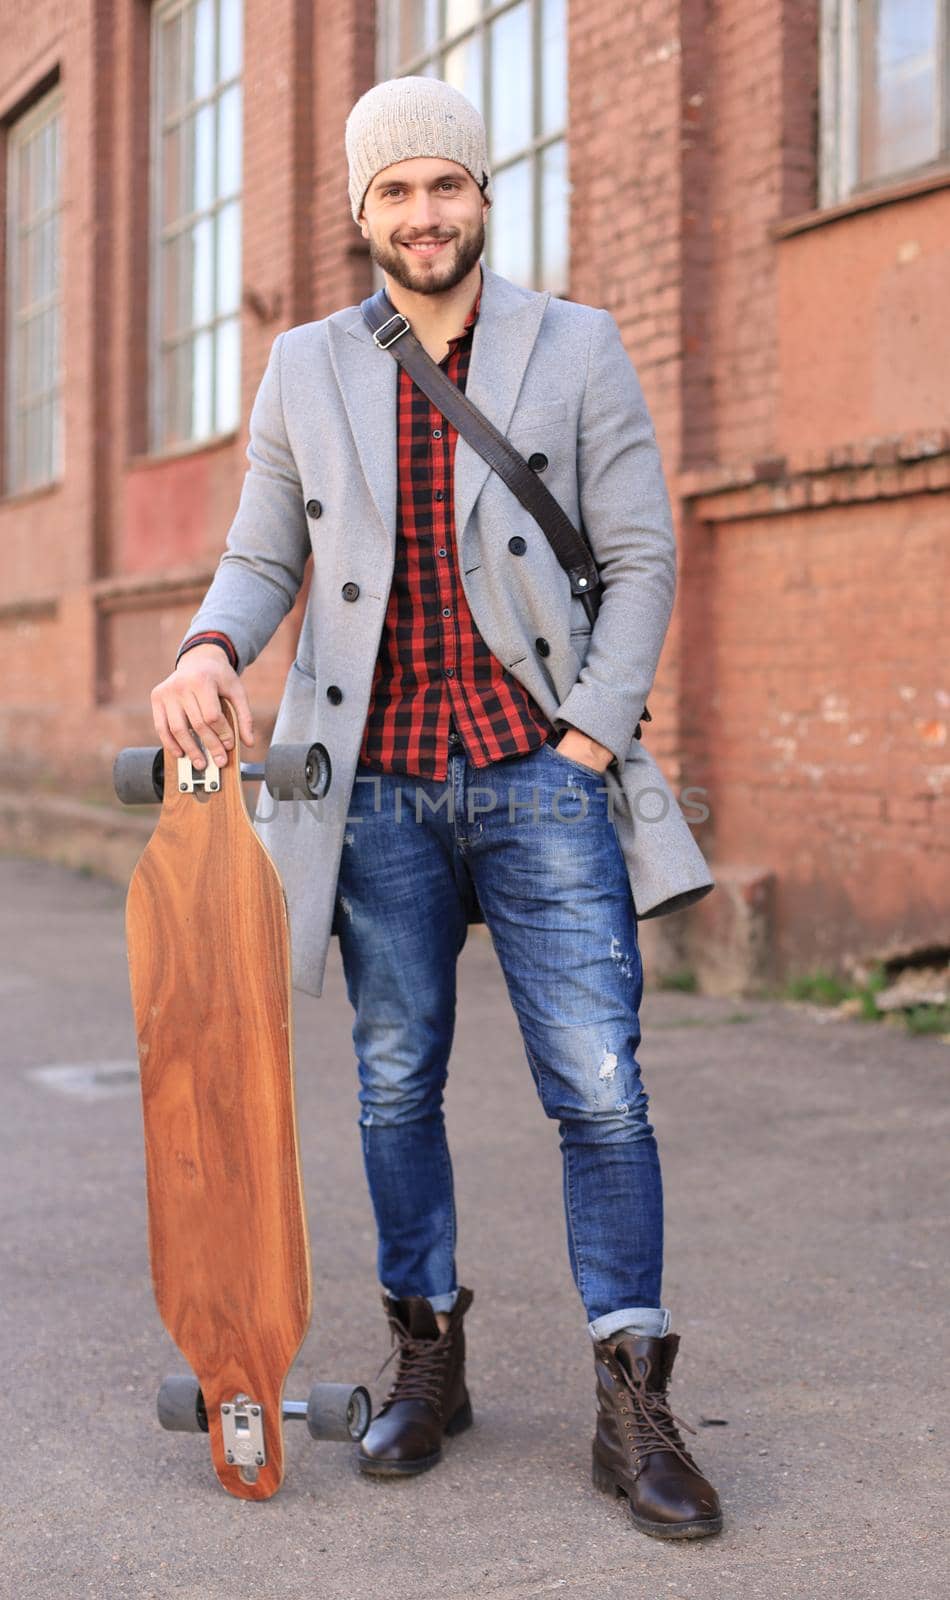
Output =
[
  {"x1": 636, "y1": 909, "x2": 690, "y2": 987},
  {"x1": 683, "y1": 864, "x2": 777, "y2": 996},
  {"x1": 0, "y1": 788, "x2": 154, "y2": 885}
]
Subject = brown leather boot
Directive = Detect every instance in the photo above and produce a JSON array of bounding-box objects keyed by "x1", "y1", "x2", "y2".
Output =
[
  {"x1": 357, "y1": 1286, "x2": 474, "y2": 1476},
  {"x1": 591, "y1": 1331, "x2": 723, "y2": 1538}
]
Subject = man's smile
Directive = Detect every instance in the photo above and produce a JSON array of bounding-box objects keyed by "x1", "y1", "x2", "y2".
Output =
[{"x1": 400, "y1": 237, "x2": 452, "y2": 256}]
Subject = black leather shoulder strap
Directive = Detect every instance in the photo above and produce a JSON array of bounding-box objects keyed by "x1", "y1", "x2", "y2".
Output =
[{"x1": 360, "y1": 286, "x2": 601, "y2": 625}]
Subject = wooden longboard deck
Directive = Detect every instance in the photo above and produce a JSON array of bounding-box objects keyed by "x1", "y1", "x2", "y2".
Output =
[{"x1": 126, "y1": 704, "x2": 311, "y2": 1500}]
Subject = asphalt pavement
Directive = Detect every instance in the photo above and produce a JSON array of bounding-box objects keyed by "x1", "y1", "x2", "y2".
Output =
[{"x1": 0, "y1": 856, "x2": 946, "y2": 1600}]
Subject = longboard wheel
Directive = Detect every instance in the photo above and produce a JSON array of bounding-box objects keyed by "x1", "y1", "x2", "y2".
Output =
[
  {"x1": 157, "y1": 1374, "x2": 209, "y2": 1433},
  {"x1": 306, "y1": 1382, "x2": 372, "y2": 1441},
  {"x1": 265, "y1": 742, "x2": 331, "y2": 801},
  {"x1": 114, "y1": 747, "x2": 165, "y2": 805}
]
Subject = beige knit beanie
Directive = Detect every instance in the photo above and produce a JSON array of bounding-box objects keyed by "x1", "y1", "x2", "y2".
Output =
[{"x1": 345, "y1": 76, "x2": 492, "y2": 222}]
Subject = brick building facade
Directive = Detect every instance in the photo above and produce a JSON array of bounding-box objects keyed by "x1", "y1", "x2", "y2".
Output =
[{"x1": 1, "y1": 0, "x2": 947, "y2": 988}]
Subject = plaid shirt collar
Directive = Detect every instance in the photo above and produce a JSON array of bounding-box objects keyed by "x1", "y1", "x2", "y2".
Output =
[{"x1": 438, "y1": 266, "x2": 483, "y2": 361}]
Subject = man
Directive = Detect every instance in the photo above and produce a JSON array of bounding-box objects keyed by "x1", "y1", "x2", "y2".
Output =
[{"x1": 151, "y1": 76, "x2": 721, "y2": 1539}]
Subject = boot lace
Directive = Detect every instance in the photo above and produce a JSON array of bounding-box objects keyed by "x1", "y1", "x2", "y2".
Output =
[
  {"x1": 605, "y1": 1349, "x2": 701, "y2": 1473},
  {"x1": 374, "y1": 1313, "x2": 454, "y2": 1414}
]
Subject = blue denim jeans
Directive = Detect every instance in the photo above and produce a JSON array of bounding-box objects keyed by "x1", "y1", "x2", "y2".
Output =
[{"x1": 332, "y1": 738, "x2": 671, "y2": 1343}]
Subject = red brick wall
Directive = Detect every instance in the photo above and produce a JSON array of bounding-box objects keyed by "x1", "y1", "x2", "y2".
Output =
[
  {"x1": 0, "y1": 4, "x2": 97, "y2": 773},
  {"x1": 567, "y1": 0, "x2": 691, "y2": 818},
  {"x1": 310, "y1": 0, "x2": 377, "y2": 317},
  {"x1": 568, "y1": 0, "x2": 947, "y2": 971},
  {"x1": 695, "y1": 484, "x2": 947, "y2": 972}
]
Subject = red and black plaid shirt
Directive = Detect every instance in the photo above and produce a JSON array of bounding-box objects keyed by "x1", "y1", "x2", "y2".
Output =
[
  {"x1": 358, "y1": 271, "x2": 553, "y2": 780},
  {"x1": 180, "y1": 269, "x2": 555, "y2": 780}
]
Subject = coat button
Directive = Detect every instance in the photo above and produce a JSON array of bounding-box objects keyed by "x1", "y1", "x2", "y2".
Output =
[
  {"x1": 508, "y1": 536, "x2": 526, "y2": 556},
  {"x1": 341, "y1": 582, "x2": 360, "y2": 602},
  {"x1": 306, "y1": 498, "x2": 322, "y2": 518},
  {"x1": 536, "y1": 637, "x2": 550, "y2": 657},
  {"x1": 326, "y1": 685, "x2": 343, "y2": 705},
  {"x1": 528, "y1": 453, "x2": 548, "y2": 473}
]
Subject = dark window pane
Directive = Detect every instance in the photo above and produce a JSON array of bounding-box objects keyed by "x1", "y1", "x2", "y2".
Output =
[
  {"x1": 159, "y1": 9, "x2": 184, "y2": 118},
  {"x1": 161, "y1": 236, "x2": 182, "y2": 339},
  {"x1": 161, "y1": 124, "x2": 183, "y2": 228}
]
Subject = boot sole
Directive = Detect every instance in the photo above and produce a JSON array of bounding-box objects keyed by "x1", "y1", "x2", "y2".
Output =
[
  {"x1": 357, "y1": 1394, "x2": 474, "y2": 1478},
  {"x1": 592, "y1": 1452, "x2": 723, "y2": 1539}
]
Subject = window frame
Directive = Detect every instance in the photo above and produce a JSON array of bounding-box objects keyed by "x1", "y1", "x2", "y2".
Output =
[
  {"x1": 375, "y1": 0, "x2": 569, "y2": 294},
  {"x1": 4, "y1": 84, "x2": 65, "y2": 497},
  {"x1": 820, "y1": 0, "x2": 950, "y2": 207},
  {"x1": 148, "y1": 0, "x2": 243, "y2": 456}
]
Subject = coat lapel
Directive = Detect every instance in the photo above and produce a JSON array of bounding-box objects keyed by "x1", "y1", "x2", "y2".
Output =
[
  {"x1": 327, "y1": 312, "x2": 399, "y2": 550},
  {"x1": 332, "y1": 264, "x2": 551, "y2": 552},
  {"x1": 453, "y1": 266, "x2": 551, "y2": 544}
]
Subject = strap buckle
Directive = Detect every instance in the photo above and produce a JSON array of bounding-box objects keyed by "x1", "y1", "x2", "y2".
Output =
[
  {"x1": 372, "y1": 312, "x2": 411, "y2": 350},
  {"x1": 568, "y1": 565, "x2": 599, "y2": 598}
]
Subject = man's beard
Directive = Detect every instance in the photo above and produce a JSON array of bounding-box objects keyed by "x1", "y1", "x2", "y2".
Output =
[{"x1": 368, "y1": 217, "x2": 485, "y2": 296}]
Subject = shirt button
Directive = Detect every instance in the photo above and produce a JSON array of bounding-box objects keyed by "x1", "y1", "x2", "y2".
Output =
[
  {"x1": 442, "y1": 607, "x2": 451, "y2": 618},
  {"x1": 444, "y1": 666, "x2": 455, "y2": 677},
  {"x1": 434, "y1": 489, "x2": 445, "y2": 501},
  {"x1": 432, "y1": 428, "x2": 443, "y2": 439},
  {"x1": 437, "y1": 547, "x2": 447, "y2": 557}
]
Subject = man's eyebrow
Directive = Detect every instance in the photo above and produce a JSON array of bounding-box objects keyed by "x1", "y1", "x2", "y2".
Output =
[{"x1": 372, "y1": 171, "x2": 465, "y2": 191}]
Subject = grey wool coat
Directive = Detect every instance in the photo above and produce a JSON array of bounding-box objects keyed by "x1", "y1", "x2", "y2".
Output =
[{"x1": 180, "y1": 263, "x2": 714, "y2": 996}]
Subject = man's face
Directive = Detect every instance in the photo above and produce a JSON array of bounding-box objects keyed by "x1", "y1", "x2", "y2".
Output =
[{"x1": 358, "y1": 157, "x2": 490, "y2": 296}]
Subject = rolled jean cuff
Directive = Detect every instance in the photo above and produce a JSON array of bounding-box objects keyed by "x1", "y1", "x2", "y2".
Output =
[
  {"x1": 381, "y1": 1284, "x2": 459, "y2": 1315},
  {"x1": 426, "y1": 1289, "x2": 460, "y2": 1314},
  {"x1": 588, "y1": 1305, "x2": 671, "y2": 1342}
]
